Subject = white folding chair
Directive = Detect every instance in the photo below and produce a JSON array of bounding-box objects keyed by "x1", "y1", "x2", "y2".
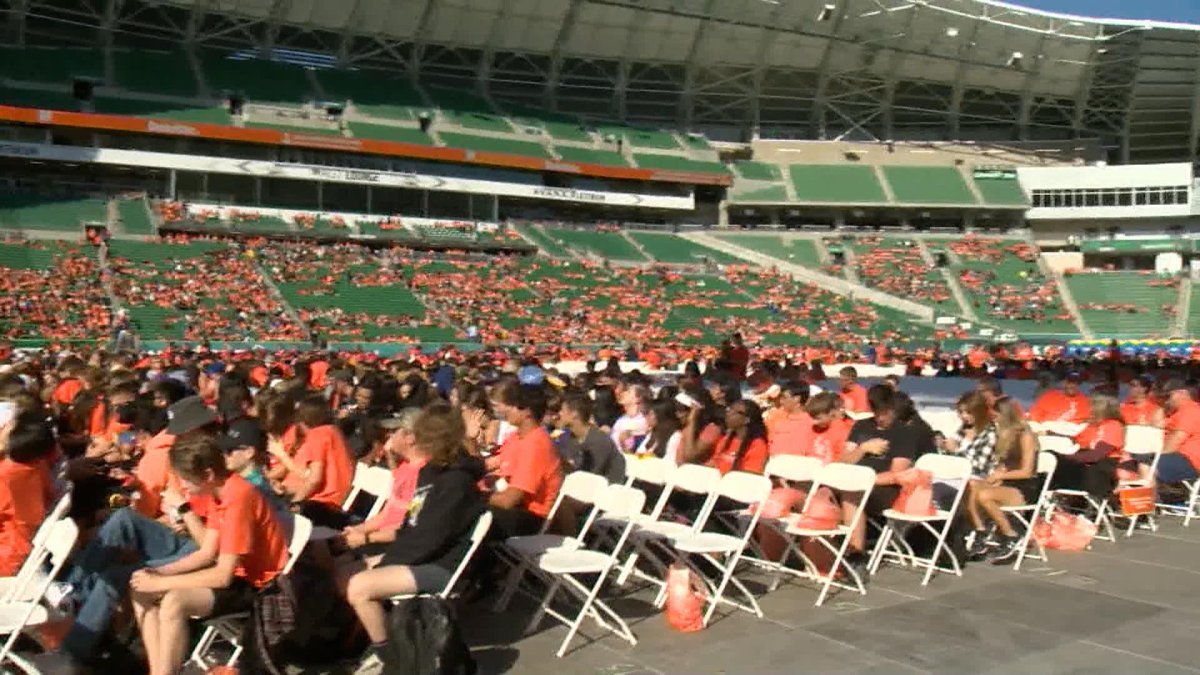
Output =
[
  {"x1": 1042, "y1": 435, "x2": 1116, "y2": 543},
  {"x1": 664, "y1": 471, "x2": 774, "y2": 626},
  {"x1": 1005, "y1": 452, "x2": 1058, "y2": 571},
  {"x1": 0, "y1": 493, "x2": 71, "y2": 603},
  {"x1": 784, "y1": 463, "x2": 876, "y2": 606},
  {"x1": 189, "y1": 514, "x2": 313, "y2": 669},
  {"x1": 754, "y1": 455, "x2": 823, "y2": 590},
  {"x1": 493, "y1": 471, "x2": 610, "y2": 613},
  {"x1": 343, "y1": 462, "x2": 395, "y2": 520},
  {"x1": 1120, "y1": 425, "x2": 1164, "y2": 536},
  {"x1": 0, "y1": 518, "x2": 79, "y2": 674},
  {"x1": 527, "y1": 484, "x2": 647, "y2": 658},
  {"x1": 868, "y1": 454, "x2": 971, "y2": 586}
]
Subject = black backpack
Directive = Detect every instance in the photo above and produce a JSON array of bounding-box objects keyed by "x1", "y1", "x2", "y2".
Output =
[{"x1": 383, "y1": 597, "x2": 476, "y2": 675}]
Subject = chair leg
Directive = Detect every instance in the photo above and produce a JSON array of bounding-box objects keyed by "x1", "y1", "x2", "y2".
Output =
[
  {"x1": 526, "y1": 578, "x2": 562, "y2": 634},
  {"x1": 492, "y1": 559, "x2": 527, "y2": 613},
  {"x1": 867, "y1": 524, "x2": 893, "y2": 575},
  {"x1": 815, "y1": 536, "x2": 853, "y2": 607},
  {"x1": 188, "y1": 624, "x2": 219, "y2": 669},
  {"x1": 920, "y1": 522, "x2": 955, "y2": 586}
]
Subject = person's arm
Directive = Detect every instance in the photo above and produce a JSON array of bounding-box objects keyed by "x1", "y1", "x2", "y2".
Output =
[
  {"x1": 876, "y1": 456, "x2": 913, "y2": 486},
  {"x1": 136, "y1": 552, "x2": 239, "y2": 593},
  {"x1": 290, "y1": 460, "x2": 324, "y2": 503},
  {"x1": 385, "y1": 475, "x2": 478, "y2": 566},
  {"x1": 150, "y1": 527, "x2": 219, "y2": 576},
  {"x1": 841, "y1": 437, "x2": 887, "y2": 465},
  {"x1": 1163, "y1": 429, "x2": 1188, "y2": 455},
  {"x1": 267, "y1": 437, "x2": 302, "y2": 477},
  {"x1": 489, "y1": 485, "x2": 528, "y2": 510}
]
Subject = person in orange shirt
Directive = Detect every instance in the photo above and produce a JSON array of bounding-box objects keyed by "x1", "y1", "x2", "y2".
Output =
[
  {"x1": 132, "y1": 396, "x2": 220, "y2": 519},
  {"x1": 764, "y1": 381, "x2": 813, "y2": 457},
  {"x1": 0, "y1": 413, "x2": 53, "y2": 576},
  {"x1": 838, "y1": 367, "x2": 870, "y2": 415},
  {"x1": 487, "y1": 385, "x2": 563, "y2": 539},
  {"x1": 1121, "y1": 375, "x2": 1164, "y2": 427},
  {"x1": 286, "y1": 395, "x2": 355, "y2": 528},
  {"x1": 709, "y1": 400, "x2": 769, "y2": 475},
  {"x1": 1145, "y1": 380, "x2": 1200, "y2": 484},
  {"x1": 129, "y1": 435, "x2": 289, "y2": 675},
  {"x1": 1050, "y1": 395, "x2": 1124, "y2": 499},
  {"x1": 805, "y1": 392, "x2": 850, "y2": 464},
  {"x1": 1028, "y1": 372, "x2": 1091, "y2": 424}
]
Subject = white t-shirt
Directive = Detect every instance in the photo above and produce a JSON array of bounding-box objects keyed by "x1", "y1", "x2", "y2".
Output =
[
  {"x1": 636, "y1": 430, "x2": 682, "y2": 465},
  {"x1": 610, "y1": 413, "x2": 648, "y2": 453}
]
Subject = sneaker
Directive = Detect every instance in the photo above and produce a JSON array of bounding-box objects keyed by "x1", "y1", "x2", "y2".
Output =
[
  {"x1": 987, "y1": 538, "x2": 1022, "y2": 566},
  {"x1": 966, "y1": 532, "x2": 994, "y2": 560},
  {"x1": 843, "y1": 553, "x2": 870, "y2": 586},
  {"x1": 353, "y1": 646, "x2": 386, "y2": 675}
]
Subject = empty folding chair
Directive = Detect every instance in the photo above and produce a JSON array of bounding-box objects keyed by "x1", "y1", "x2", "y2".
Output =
[
  {"x1": 527, "y1": 484, "x2": 647, "y2": 658},
  {"x1": 591, "y1": 455, "x2": 673, "y2": 553},
  {"x1": 493, "y1": 471, "x2": 610, "y2": 613},
  {"x1": 664, "y1": 471, "x2": 774, "y2": 626},
  {"x1": 0, "y1": 493, "x2": 71, "y2": 603},
  {"x1": 1042, "y1": 435, "x2": 1116, "y2": 542},
  {"x1": 1004, "y1": 451, "x2": 1058, "y2": 571},
  {"x1": 1120, "y1": 425, "x2": 1164, "y2": 536},
  {"x1": 0, "y1": 519, "x2": 79, "y2": 674},
  {"x1": 344, "y1": 462, "x2": 395, "y2": 520},
  {"x1": 188, "y1": 514, "x2": 313, "y2": 669},
  {"x1": 784, "y1": 463, "x2": 876, "y2": 607}
]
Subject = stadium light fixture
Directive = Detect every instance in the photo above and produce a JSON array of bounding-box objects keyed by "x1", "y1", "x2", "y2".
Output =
[
  {"x1": 945, "y1": 27, "x2": 959, "y2": 37},
  {"x1": 1007, "y1": 51, "x2": 1023, "y2": 68},
  {"x1": 818, "y1": 4, "x2": 836, "y2": 21}
]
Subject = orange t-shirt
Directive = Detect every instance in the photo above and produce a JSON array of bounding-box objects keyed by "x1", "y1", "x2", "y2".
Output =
[
  {"x1": 1121, "y1": 398, "x2": 1161, "y2": 426},
  {"x1": 1074, "y1": 419, "x2": 1126, "y2": 459},
  {"x1": 53, "y1": 379, "x2": 83, "y2": 406},
  {"x1": 209, "y1": 473, "x2": 290, "y2": 588},
  {"x1": 133, "y1": 430, "x2": 178, "y2": 518},
  {"x1": 1166, "y1": 400, "x2": 1200, "y2": 470},
  {"x1": 765, "y1": 409, "x2": 814, "y2": 457},
  {"x1": 809, "y1": 422, "x2": 851, "y2": 465},
  {"x1": 0, "y1": 458, "x2": 48, "y2": 576},
  {"x1": 498, "y1": 426, "x2": 562, "y2": 518},
  {"x1": 1028, "y1": 390, "x2": 1092, "y2": 424},
  {"x1": 295, "y1": 424, "x2": 354, "y2": 508},
  {"x1": 840, "y1": 384, "x2": 869, "y2": 414},
  {"x1": 707, "y1": 434, "x2": 768, "y2": 475}
]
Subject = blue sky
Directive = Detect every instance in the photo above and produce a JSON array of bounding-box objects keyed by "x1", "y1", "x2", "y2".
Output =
[{"x1": 1017, "y1": 0, "x2": 1200, "y2": 24}]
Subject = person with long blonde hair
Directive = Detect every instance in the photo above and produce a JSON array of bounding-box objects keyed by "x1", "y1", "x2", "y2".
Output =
[{"x1": 973, "y1": 397, "x2": 1041, "y2": 564}]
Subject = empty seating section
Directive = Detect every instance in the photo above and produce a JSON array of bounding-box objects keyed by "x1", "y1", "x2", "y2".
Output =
[
  {"x1": 730, "y1": 185, "x2": 788, "y2": 202},
  {"x1": 0, "y1": 47, "x2": 103, "y2": 84},
  {"x1": 318, "y1": 70, "x2": 429, "y2": 120},
  {"x1": 1065, "y1": 272, "x2": 1178, "y2": 337},
  {"x1": 515, "y1": 225, "x2": 573, "y2": 258},
  {"x1": 113, "y1": 50, "x2": 198, "y2": 97},
  {"x1": 714, "y1": 234, "x2": 823, "y2": 268},
  {"x1": 939, "y1": 237, "x2": 1077, "y2": 335},
  {"x1": 633, "y1": 153, "x2": 727, "y2": 175},
  {"x1": 553, "y1": 146, "x2": 630, "y2": 167},
  {"x1": 0, "y1": 241, "x2": 109, "y2": 341},
  {"x1": 973, "y1": 174, "x2": 1029, "y2": 206},
  {"x1": 840, "y1": 237, "x2": 955, "y2": 310},
  {"x1": 0, "y1": 87, "x2": 79, "y2": 111},
  {"x1": 440, "y1": 131, "x2": 550, "y2": 159},
  {"x1": 117, "y1": 199, "x2": 155, "y2": 235},
  {"x1": 545, "y1": 228, "x2": 648, "y2": 261},
  {"x1": 683, "y1": 135, "x2": 712, "y2": 151},
  {"x1": 227, "y1": 210, "x2": 292, "y2": 234},
  {"x1": 0, "y1": 194, "x2": 106, "y2": 231},
  {"x1": 244, "y1": 121, "x2": 343, "y2": 136},
  {"x1": 595, "y1": 126, "x2": 680, "y2": 151},
  {"x1": 733, "y1": 161, "x2": 782, "y2": 182},
  {"x1": 882, "y1": 166, "x2": 978, "y2": 205},
  {"x1": 107, "y1": 239, "x2": 304, "y2": 342},
  {"x1": 347, "y1": 122, "x2": 433, "y2": 145},
  {"x1": 626, "y1": 231, "x2": 744, "y2": 265},
  {"x1": 789, "y1": 165, "x2": 887, "y2": 203},
  {"x1": 201, "y1": 54, "x2": 314, "y2": 103},
  {"x1": 425, "y1": 87, "x2": 512, "y2": 133},
  {"x1": 92, "y1": 97, "x2": 231, "y2": 124},
  {"x1": 498, "y1": 102, "x2": 592, "y2": 142}
]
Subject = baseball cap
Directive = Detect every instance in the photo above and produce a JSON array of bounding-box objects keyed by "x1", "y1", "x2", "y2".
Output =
[
  {"x1": 1161, "y1": 378, "x2": 1190, "y2": 394},
  {"x1": 1064, "y1": 371, "x2": 1083, "y2": 382},
  {"x1": 165, "y1": 396, "x2": 219, "y2": 435},
  {"x1": 202, "y1": 362, "x2": 226, "y2": 377},
  {"x1": 518, "y1": 365, "x2": 545, "y2": 387},
  {"x1": 217, "y1": 418, "x2": 267, "y2": 453}
]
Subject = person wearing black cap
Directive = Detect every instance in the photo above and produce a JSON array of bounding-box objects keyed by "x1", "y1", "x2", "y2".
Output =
[
  {"x1": 132, "y1": 395, "x2": 220, "y2": 520},
  {"x1": 218, "y1": 418, "x2": 291, "y2": 520}
]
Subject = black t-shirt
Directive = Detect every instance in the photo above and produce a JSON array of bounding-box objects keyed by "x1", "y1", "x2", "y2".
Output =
[{"x1": 847, "y1": 418, "x2": 917, "y2": 473}]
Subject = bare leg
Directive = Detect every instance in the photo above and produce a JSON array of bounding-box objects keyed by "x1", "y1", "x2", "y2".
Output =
[
  {"x1": 131, "y1": 590, "x2": 164, "y2": 675},
  {"x1": 964, "y1": 480, "x2": 984, "y2": 530},
  {"x1": 975, "y1": 485, "x2": 1025, "y2": 537},
  {"x1": 841, "y1": 492, "x2": 865, "y2": 552},
  {"x1": 157, "y1": 588, "x2": 215, "y2": 675},
  {"x1": 345, "y1": 565, "x2": 420, "y2": 643}
]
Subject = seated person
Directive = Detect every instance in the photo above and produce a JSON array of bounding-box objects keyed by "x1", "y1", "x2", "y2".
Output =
[
  {"x1": 342, "y1": 403, "x2": 486, "y2": 674},
  {"x1": 0, "y1": 412, "x2": 55, "y2": 576},
  {"x1": 1028, "y1": 372, "x2": 1091, "y2": 425},
  {"x1": 281, "y1": 395, "x2": 355, "y2": 528},
  {"x1": 556, "y1": 392, "x2": 625, "y2": 483},
  {"x1": 764, "y1": 381, "x2": 813, "y2": 457},
  {"x1": 708, "y1": 400, "x2": 769, "y2": 475},
  {"x1": 1121, "y1": 375, "x2": 1163, "y2": 427},
  {"x1": 1052, "y1": 394, "x2": 1124, "y2": 500},
  {"x1": 1140, "y1": 379, "x2": 1200, "y2": 485},
  {"x1": 487, "y1": 385, "x2": 563, "y2": 539},
  {"x1": 972, "y1": 397, "x2": 1040, "y2": 565},
  {"x1": 129, "y1": 435, "x2": 290, "y2": 675},
  {"x1": 341, "y1": 409, "x2": 424, "y2": 554},
  {"x1": 804, "y1": 392, "x2": 850, "y2": 465}
]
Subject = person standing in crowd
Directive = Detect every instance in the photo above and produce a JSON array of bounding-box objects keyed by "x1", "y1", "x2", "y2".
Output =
[
  {"x1": 838, "y1": 367, "x2": 870, "y2": 415},
  {"x1": 556, "y1": 391, "x2": 625, "y2": 483},
  {"x1": 1028, "y1": 372, "x2": 1092, "y2": 424}
]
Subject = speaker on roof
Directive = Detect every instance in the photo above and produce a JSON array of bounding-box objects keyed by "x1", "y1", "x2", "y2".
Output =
[
  {"x1": 229, "y1": 95, "x2": 245, "y2": 116},
  {"x1": 72, "y1": 79, "x2": 94, "y2": 102},
  {"x1": 419, "y1": 112, "x2": 432, "y2": 133}
]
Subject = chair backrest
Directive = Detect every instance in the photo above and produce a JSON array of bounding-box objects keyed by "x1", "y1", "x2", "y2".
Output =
[
  {"x1": 914, "y1": 453, "x2": 972, "y2": 482},
  {"x1": 4, "y1": 494, "x2": 73, "y2": 603},
  {"x1": 1036, "y1": 450, "x2": 1059, "y2": 477},
  {"x1": 667, "y1": 463, "x2": 722, "y2": 496},
  {"x1": 437, "y1": 510, "x2": 494, "y2": 599},
  {"x1": 1036, "y1": 435, "x2": 1077, "y2": 455},
  {"x1": 813, "y1": 463, "x2": 876, "y2": 493},
  {"x1": 594, "y1": 485, "x2": 649, "y2": 562},
  {"x1": 537, "y1": 470, "x2": 610, "y2": 537},
  {"x1": 624, "y1": 455, "x2": 672, "y2": 487},
  {"x1": 343, "y1": 463, "x2": 394, "y2": 518},
  {"x1": 282, "y1": 514, "x2": 313, "y2": 576},
  {"x1": 765, "y1": 455, "x2": 823, "y2": 484},
  {"x1": 1126, "y1": 425, "x2": 1165, "y2": 455},
  {"x1": 1, "y1": 518, "x2": 78, "y2": 660},
  {"x1": 713, "y1": 471, "x2": 774, "y2": 507}
]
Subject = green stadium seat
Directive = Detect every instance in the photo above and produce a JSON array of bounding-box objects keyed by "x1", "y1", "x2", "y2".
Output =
[
  {"x1": 347, "y1": 122, "x2": 433, "y2": 145},
  {"x1": 730, "y1": 185, "x2": 788, "y2": 202},
  {"x1": 113, "y1": 50, "x2": 198, "y2": 97},
  {"x1": 117, "y1": 199, "x2": 155, "y2": 235},
  {"x1": 0, "y1": 47, "x2": 103, "y2": 84},
  {"x1": 627, "y1": 231, "x2": 744, "y2": 264},
  {"x1": 682, "y1": 135, "x2": 712, "y2": 151},
  {"x1": 0, "y1": 195, "x2": 107, "y2": 232},
  {"x1": 595, "y1": 125, "x2": 680, "y2": 150},
  {"x1": 244, "y1": 121, "x2": 343, "y2": 136},
  {"x1": 439, "y1": 131, "x2": 550, "y2": 159},
  {"x1": 93, "y1": 97, "x2": 231, "y2": 125},
  {"x1": 201, "y1": 53, "x2": 314, "y2": 103},
  {"x1": 712, "y1": 234, "x2": 822, "y2": 268},
  {"x1": 733, "y1": 161, "x2": 782, "y2": 182},
  {"x1": 882, "y1": 166, "x2": 978, "y2": 205},
  {"x1": 1066, "y1": 272, "x2": 1177, "y2": 337},
  {"x1": 319, "y1": 70, "x2": 429, "y2": 120},
  {"x1": 514, "y1": 225, "x2": 572, "y2": 258},
  {"x1": 0, "y1": 87, "x2": 80, "y2": 112},
  {"x1": 789, "y1": 165, "x2": 887, "y2": 204},
  {"x1": 545, "y1": 228, "x2": 648, "y2": 261},
  {"x1": 425, "y1": 86, "x2": 512, "y2": 133},
  {"x1": 496, "y1": 101, "x2": 592, "y2": 142},
  {"x1": 633, "y1": 153, "x2": 727, "y2": 175},
  {"x1": 553, "y1": 145, "x2": 629, "y2": 167},
  {"x1": 973, "y1": 173, "x2": 1029, "y2": 206}
]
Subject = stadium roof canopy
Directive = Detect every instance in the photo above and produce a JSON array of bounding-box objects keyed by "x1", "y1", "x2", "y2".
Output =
[{"x1": 11, "y1": 0, "x2": 1200, "y2": 163}]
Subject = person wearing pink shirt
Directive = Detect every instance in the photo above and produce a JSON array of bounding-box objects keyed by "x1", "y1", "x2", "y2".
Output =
[{"x1": 341, "y1": 410, "x2": 426, "y2": 553}]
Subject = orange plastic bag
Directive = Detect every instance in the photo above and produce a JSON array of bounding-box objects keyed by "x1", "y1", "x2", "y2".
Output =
[
  {"x1": 1033, "y1": 512, "x2": 1097, "y2": 551},
  {"x1": 758, "y1": 486, "x2": 808, "y2": 519},
  {"x1": 664, "y1": 564, "x2": 706, "y2": 632},
  {"x1": 794, "y1": 487, "x2": 840, "y2": 530},
  {"x1": 892, "y1": 468, "x2": 936, "y2": 516}
]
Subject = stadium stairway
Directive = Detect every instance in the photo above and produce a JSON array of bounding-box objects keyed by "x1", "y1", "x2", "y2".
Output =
[
  {"x1": 916, "y1": 239, "x2": 979, "y2": 321},
  {"x1": 683, "y1": 231, "x2": 934, "y2": 321},
  {"x1": 250, "y1": 256, "x2": 312, "y2": 343},
  {"x1": 1046, "y1": 265, "x2": 1094, "y2": 339},
  {"x1": 1176, "y1": 278, "x2": 1192, "y2": 336}
]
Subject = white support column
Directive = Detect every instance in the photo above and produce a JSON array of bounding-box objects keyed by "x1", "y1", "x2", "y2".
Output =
[
  {"x1": 811, "y1": 0, "x2": 851, "y2": 139},
  {"x1": 1017, "y1": 32, "x2": 1050, "y2": 141},
  {"x1": 678, "y1": 0, "x2": 719, "y2": 131},
  {"x1": 411, "y1": 0, "x2": 442, "y2": 81},
  {"x1": 947, "y1": 18, "x2": 985, "y2": 137}
]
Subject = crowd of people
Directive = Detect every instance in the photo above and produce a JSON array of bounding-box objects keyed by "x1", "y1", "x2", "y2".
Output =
[
  {"x1": 2, "y1": 339, "x2": 1200, "y2": 673},
  {"x1": 840, "y1": 237, "x2": 954, "y2": 306},
  {"x1": 0, "y1": 242, "x2": 111, "y2": 342}
]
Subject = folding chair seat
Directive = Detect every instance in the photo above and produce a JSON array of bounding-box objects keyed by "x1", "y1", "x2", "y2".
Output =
[
  {"x1": 1042, "y1": 435, "x2": 1116, "y2": 543},
  {"x1": 868, "y1": 454, "x2": 971, "y2": 585},
  {"x1": 188, "y1": 515, "x2": 314, "y2": 670},
  {"x1": 0, "y1": 519, "x2": 79, "y2": 674},
  {"x1": 1119, "y1": 425, "x2": 1164, "y2": 536},
  {"x1": 344, "y1": 462, "x2": 395, "y2": 520},
  {"x1": 783, "y1": 463, "x2": 876, "y2": 606},
  {"x1": 1002, "y1": 451, "x2": 1058, "y2": 571},
  {"x1": 527, "y1": 484, "x2": 647, "y2": 658}
]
